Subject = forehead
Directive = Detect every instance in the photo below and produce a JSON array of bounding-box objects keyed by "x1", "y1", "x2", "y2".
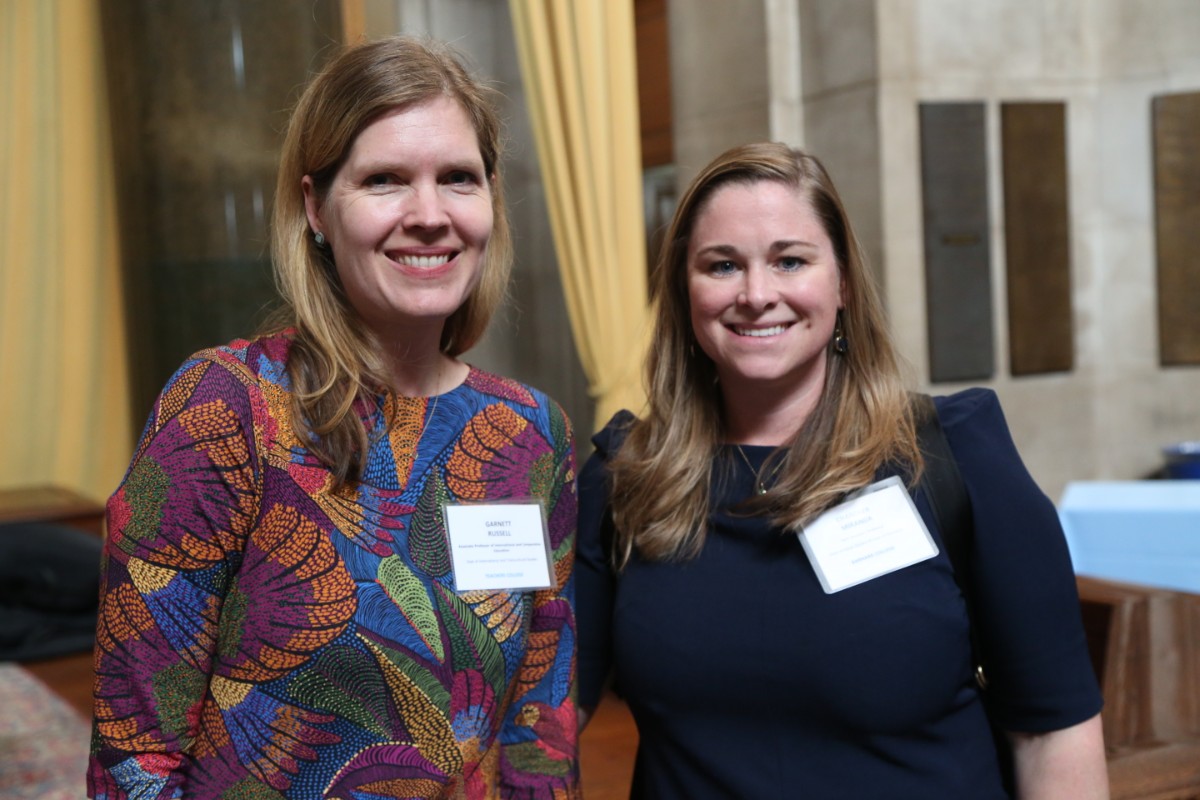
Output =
[
  {"x1": 346, "y1": 96, "x2": 483, "y2": 163},
  {"x1": 689, "y1": 180, "x2": 826, "y2": 245}
]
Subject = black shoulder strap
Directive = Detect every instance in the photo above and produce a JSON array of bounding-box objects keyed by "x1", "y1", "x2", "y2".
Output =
[
  {"x1": 913, "y1": 394, "x2": 973, "y2": 585},
  {"x1": 913, "y1": 394, "x2": 1015, "y2": 788},
  {"x1": 912, "y1": 393, "x2": 984, "y2": 678}
]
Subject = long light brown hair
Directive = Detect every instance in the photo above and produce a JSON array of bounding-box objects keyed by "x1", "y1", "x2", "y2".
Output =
[
  {"x1": 609, "y1": 143, "x2": 921, "y2": 565},
  {"x1": 268, "y1": 36, "x2": 512, "y2": 488}
]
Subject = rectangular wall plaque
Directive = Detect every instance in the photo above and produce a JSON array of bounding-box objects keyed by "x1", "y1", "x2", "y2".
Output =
[
  {"x1": 919, "y1": 102, "x2": 994, "y2": 382},
  {"x1": 1153, "y1": 91, "x2": 1200, "y2": 366},
  {"x1": 1001, "y1": 102, "x2": 1073, "y2": 375}
]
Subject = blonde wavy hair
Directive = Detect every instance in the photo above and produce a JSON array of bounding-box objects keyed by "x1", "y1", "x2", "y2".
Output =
[
  {"x1": 267, "y1": 36, "x2": 512, "y2": 488},
  {"x1": 609, "y1": 142, "x2": 921, "y2": 565}
]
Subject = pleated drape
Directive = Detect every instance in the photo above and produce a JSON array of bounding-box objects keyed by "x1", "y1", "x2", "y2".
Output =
[
  {"x1": 0, "y1": 0, "x2": 132, "y2": 502},
  {"x1": 509, "y1": 0, "x2": 651, "y2": 429}
]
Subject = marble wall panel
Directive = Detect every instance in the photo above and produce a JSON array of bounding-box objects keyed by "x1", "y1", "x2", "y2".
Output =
[
  {"x1": 803, "y1": 86, "x2": 884, "y2": 289},
  {"x1": 669, "y1": 0, "x2": 771, "y2": 182},
  {"x1": 1096, "y1": 0, "x2": 1200, "y2": 79},
  {"x1": 797, "y1": 0, "x2": 876, "y2": 95}
]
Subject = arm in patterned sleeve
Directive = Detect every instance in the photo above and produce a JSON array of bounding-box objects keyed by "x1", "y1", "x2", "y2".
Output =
[
  {"x1": 498, "y1": 401, "x2": 581, "y2": 798},
  {"x1": 88, "y1": 354, "x2": 264, "y2": 798}
]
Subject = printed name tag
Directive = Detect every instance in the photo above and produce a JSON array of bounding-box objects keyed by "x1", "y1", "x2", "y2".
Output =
[
  {"x1": 798, "y1": 476, "x2": 938, "y2": 593},
  {"x1": 443, "y1": 500, "x2": 555, "y2": 592}
]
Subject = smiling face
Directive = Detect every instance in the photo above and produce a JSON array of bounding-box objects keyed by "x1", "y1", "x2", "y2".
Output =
[
  {"x1": 303, "y1": 95, "x2": 493, "y2": 344},
  {"x1": 686, "y1": 179, "x2": 844, "y2": 399}
]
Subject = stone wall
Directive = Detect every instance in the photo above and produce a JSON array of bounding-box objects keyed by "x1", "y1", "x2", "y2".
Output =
[{"x1": 871, "y1": 0, "x2": 1200, "y2": 497}]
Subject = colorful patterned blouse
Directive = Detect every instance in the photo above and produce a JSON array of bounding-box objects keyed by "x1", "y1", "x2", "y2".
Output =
[{"x1": 87, "y1": 332, "x2": 580, "y2": 799}]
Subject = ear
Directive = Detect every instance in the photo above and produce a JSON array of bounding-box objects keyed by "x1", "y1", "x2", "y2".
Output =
[
  {"x1": 301, "y1": 175, "x2": 324, "y2": 238},
  {"x1": 838, "y1": 271, "x2": 847, "y2": 309}
]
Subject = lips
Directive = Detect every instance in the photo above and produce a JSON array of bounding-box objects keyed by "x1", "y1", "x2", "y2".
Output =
[{"x1": 730, "y1": 323, "x2": 789, "y2": 337}]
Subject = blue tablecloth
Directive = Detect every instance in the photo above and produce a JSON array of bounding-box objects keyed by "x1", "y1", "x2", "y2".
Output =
[{"x1": 1059, "y1": 481, "x2": 1200, "y2": 593}]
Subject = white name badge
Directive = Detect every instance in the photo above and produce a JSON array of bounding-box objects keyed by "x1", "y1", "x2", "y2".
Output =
[
  {"x1": 798, "y1": 475, "x2": 938, "y2": 593},
  {"x1": 443, "y1": 500, "x2": 555, "y2": 592}
]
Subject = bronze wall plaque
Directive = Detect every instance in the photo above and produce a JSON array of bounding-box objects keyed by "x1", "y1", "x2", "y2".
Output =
[
  {"x1": 1001, "y1": 102, "x2": 1073, "y2": 375},
  {"x1": 1153, "y1": 91, "x2": 1200, "y2": 366},
  {"x1": 919, "y1": 102, "x2": 995, "y2": 382}
]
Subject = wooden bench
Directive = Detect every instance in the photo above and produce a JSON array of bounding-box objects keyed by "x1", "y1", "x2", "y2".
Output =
[{"x1": 1077, "y1": 576, "x2": 1200, "y2": 799}]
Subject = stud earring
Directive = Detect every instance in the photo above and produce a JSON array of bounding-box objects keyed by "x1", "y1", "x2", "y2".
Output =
[{"x1": 314, "y1": 231, "x2": 326, "y2": 247}]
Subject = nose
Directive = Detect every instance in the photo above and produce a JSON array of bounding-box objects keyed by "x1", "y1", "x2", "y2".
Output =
[
  {"x1": 402, "y1": 183, "x2": 450, "y2": 231},
  {"x1": 738, "y1": 265, "x2": 778, "y2": 310}
]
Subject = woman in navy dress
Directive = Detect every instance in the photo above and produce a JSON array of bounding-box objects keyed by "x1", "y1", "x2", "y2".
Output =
[{"x1": 576, "y1": 142, "x2": 1107, "y2": 798}]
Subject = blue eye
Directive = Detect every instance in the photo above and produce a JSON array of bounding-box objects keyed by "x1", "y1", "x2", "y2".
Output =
[
  {"x1": 365, "y1": 173, "x2": 396, "y2": 187},
  {"x1": 445, "y1": 170, "x2": 480, "y2": 187},
  {"x1": 709, "y1": 260, "x2": 738, "y2": 276},
  {"x1": 779, "y1": 256, "x2": 806, "y2": 271}
]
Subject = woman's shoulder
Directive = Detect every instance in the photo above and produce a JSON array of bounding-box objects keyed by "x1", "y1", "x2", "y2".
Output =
[
  {"x1": 156, "y1": 331, "x2": 296, "y2": 415},
  {"x1": 460, "y1": 365, "x2": 577, "y2": 440},
  {"x1": 930, "y1": 387, "x2": 1005, "y2": 432},
  {"x1": 929, "y1": 387, "x2": 1027, "y2": 471},
  {"x1": 184, "y1": 330, "x2": 295, "y2": 382},
  {"x1": 462, "y1": 365, "x2": 555, "y2": 409},
  {"x1": 590, "y1": 410, "x2": 638, "y2": 461}
]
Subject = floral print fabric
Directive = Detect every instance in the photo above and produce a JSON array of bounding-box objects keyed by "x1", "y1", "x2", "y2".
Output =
[{"x1": 88, "y1": 333, "x2": 579, "y2": 799}]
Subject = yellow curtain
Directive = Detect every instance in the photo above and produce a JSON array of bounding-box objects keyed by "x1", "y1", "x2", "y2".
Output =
[
  {"x1": 509, "y1": 0, "x2": 651, "y2": 429},
  {"x1": 340, "y1": 0, "x2": 366, "y2": 42},
  {"x1": 0, "y1": 0, "x2": 132, "y2": 503}
]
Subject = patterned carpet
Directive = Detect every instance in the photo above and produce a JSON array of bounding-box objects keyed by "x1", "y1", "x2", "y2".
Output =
[{"x1": 0, "y1": 663, "x2": 89, "y2": 799}]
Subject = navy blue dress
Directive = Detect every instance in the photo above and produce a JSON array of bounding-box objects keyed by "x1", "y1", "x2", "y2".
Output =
[{"x1": 577, "y1": 389, "x2": 1102, "y2": 799}]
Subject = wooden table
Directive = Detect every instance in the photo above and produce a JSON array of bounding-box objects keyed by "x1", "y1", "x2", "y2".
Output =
[{"x1": 0, "y1": 485, "x2": 106, "y2": 536}]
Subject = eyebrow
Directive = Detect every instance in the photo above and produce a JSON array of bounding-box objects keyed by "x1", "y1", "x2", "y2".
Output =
[
  {"x1": 349, "y1": 155, "x2": 486, "y2": 174},
  {"x1": 693, "y1": 239, "x2": 820, "y2": 258}
]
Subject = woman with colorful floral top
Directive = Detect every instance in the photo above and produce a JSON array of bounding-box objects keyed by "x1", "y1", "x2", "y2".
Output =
[{"x1": 89, "y1": 36, "x2": 579, "y2": 799}]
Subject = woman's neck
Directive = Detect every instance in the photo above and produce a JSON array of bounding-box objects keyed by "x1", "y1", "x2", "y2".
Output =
[
  {"x1": 381, "y1": 344, "x2": 467, "y2": 398},
  {"x1": 368, "y1": 320, "x2": 469, "y2": 398},
  {"x1": 720, "y1": 380, "x2": 823, "y2": 446}
]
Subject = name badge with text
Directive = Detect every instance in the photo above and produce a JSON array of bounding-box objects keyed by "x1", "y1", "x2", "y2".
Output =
[
  {"x1": 443, "y1": 500, "x2": 555, "y2": 592},
  {"x1": 798, "y1": 476, "x2": 938, "y2": 593}
]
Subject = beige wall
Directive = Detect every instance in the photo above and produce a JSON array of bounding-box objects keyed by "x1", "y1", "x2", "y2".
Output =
[
  {"x1": 667, "y1": 0, "x2": 773, "y2": 181},
  {"x1": 873, "y1": 0, "x2": 1200, "y2": 498}
]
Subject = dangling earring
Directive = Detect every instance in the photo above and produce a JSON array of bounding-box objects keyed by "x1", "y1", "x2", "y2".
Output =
[
  {"x1": 314, "y1": 231, "x2": 326, "y2": 247},
  {"x1": 832, "y1": 313, "x2": 848, "y2": 355}
]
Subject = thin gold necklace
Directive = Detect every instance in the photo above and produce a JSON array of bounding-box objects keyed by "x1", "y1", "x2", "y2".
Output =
[{"x1": 734, "y1": 444, "x2": 785, "y2": 495}]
